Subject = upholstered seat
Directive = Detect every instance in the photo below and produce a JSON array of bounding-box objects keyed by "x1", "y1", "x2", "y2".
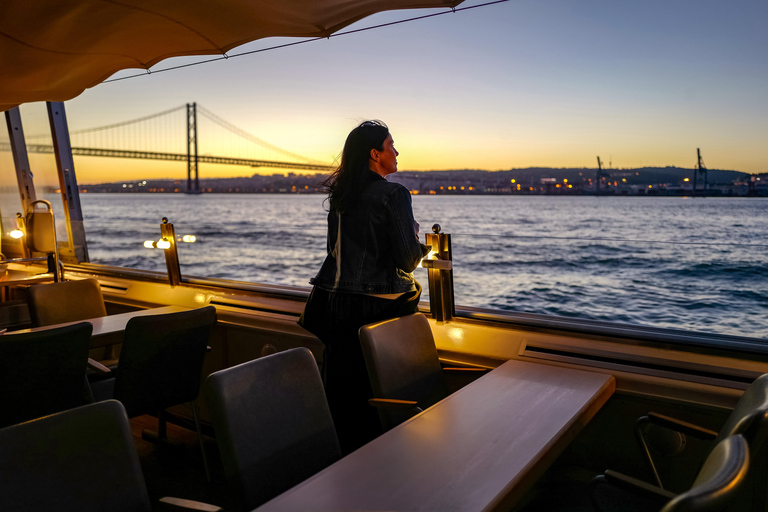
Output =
[
  {"x1": 0, "y1": 400, "x2": 221, "y2": 512},
  {"x1": 590, "y1": 434, "x2": 750, "y2": 512},
  {"x1": 27, "y1": 278, "x2": 107, "y2": 327},
  {"x1": 96, "y1": 305, "x2": 217, "y2": 480},
  {"x1": 634, "y1": 373, "x2": 768, "y2": 510},
  {"x1": 359, "y1": 312, "x2": 486, "y2": 430},
  {"x1": 205, "y1": 347, "x2": 341, "y2": 511},
  {"x1": 0, "y1": 322, "x2": 93, "y2": 428},
  {"x1": 27, "y1": 278, "x2": 116, "y2": 370}
]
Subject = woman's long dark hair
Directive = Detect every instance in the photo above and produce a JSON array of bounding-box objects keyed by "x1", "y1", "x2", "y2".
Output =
[{"x1": 323, "y1": 120, "x2": 389, "y2": 213}]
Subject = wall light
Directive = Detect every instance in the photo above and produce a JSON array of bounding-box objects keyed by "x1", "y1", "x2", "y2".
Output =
[
  {"x1": 423, "y1": 224, "x2": 455, "y2": 323},
  {"x1": 181, "y1": 235, "x2": 196, "y2": 243},
  {"x1": 141, "y1": 218, "x2": 182, "y2": 287},
  {"x1": 420, "y1": 258, "x2": 453, "y2": 270},
  {"x1": 143, "y1": 238, "x2": 171, "y2": 249},
  {"x1": 9, "y1": 229, "x2": 24, "y2": 239}
]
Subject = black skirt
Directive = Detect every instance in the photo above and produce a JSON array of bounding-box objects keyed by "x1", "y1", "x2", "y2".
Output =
[{"x1": 298, "y1": 282, "x2": 421, "y2": 344}]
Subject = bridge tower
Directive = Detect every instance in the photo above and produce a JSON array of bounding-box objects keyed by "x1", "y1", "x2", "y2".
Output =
[
  {"x1": 186, "y1": 103, "x2": 202, "y2": 194},
  {"x1": 692, "y1": 148, "x2": 707, "y2": 197}
]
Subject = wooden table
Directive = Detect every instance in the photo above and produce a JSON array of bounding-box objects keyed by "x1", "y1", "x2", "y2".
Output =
[
  {"x1": 254, "y1": 360, "x2": 615, "y2": 512},
  {"x1": 10, "y1": 305, "x2": 190, "y2": 348},
  {"x1": 0, "y1": 269, "x2": 54, "y2": 301}
]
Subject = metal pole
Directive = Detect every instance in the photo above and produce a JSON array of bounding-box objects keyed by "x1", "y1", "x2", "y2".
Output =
[
  {"x1": 160, "y1": 217, "x2": 182, "y2": 286},
  {"x1": 47, "y1": 101, "x2": 89, "y2": 262},
  {"x1": 425, "y1": 224, "x2": 454, "y2": 323},
  {"x1": 4, "y1": 108, "x2": 36, "y2": 211}
]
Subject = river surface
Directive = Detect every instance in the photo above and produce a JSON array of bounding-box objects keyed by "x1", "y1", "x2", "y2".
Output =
[{"x1": 77, "y1": 193, "x2": 768, "y2": 339}]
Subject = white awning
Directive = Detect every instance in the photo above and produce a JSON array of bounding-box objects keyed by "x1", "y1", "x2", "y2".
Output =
[{"x1": 0, "y1": 0, "x2": 462, "y2": 111}]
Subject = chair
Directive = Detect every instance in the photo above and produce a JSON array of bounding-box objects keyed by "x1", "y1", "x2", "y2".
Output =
[
  {"x1": 635, "y1": 373, "x2": 768, "y2": 491},
  {"x1": 97, "y1": 305, "x2": 217, "y2": 481},
  {"x1": 22, "y1": 199, "x2": 64, "y2": 281},
  {"x1": 590, "y1": 434, "x2": 749, "y2": 512},
  {"x1": 0, "y1": 400, "x2": 221, "y2": 512},
  {"x1": 205, "y1": 347, "x2": 341, "y2": 511},
  {"x1": 27, "y1": 278, "x2": 107, "y2": 327},
  {"x1": 358, "y1": 312, "x2": 486, "y2": 431},
  {"x1": 0, "y1": 321, "x2": 93, "y2": 428},
  {"x1": 27, "y1": 277, "x2": 116, "y2": 372}
]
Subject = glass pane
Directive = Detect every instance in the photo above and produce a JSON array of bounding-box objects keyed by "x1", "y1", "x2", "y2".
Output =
[
  {"x1": 76, "y1": 184, "x2": 768, "y2": 340},
  {"x1": 410, "y1": 195, "x2": 768, "y2": 339},
  {"x1": 80, "y1": 194, "x2": 329, "y2": 285},
  {"x1": 0, "y1": 114, "x2": 24, "y2": 257},
  {"x1": 18, "y1": 103, "x2": 69, "y2": 245}
]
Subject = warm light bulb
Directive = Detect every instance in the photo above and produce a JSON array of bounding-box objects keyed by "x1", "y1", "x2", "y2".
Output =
[
  {"x1": 156, "y1": 239, "x2": 171, "y2": 250},
  {"x1": 143, "y1": 240, "x2": 155, "y2": 249},
  {"x1": 182, "y1": 235, "x2": 196, "y2": 243},
  {"x1": 419, "y1": 249, "x2": 441, "y2": 268},
  {"x1": 10, "y1": 229, "x2": 24, "y2": 239}
]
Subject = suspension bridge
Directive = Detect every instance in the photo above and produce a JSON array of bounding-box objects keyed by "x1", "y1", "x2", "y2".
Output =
[{"x1": 0, "y1": 103, "x2": 334, "y2": 193}]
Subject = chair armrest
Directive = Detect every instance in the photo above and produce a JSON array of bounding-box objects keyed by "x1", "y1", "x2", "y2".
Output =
[
  {"x1": 369, "y1": 398, "x2": 420, "y2": 411},
  {"x1": 159, "y1": 497, "x2": 223, "y2": 511},
  {"x1": 589, "y1": 471, "x2": 675, "y2": 512},
  {"x1": 634, "y1": 412, "x2": 717, "y2": 490},
  {"x1": 602, "y1": 470, "x2": 676, "y2": 500},
  {"x1": 646, "y1": 412, "x2": 718, "y2": 440},
  {"x1": 442, "y1": 367, "x2": 488, "y2": 373},
  {"x1": 87, "y1": 358, "x2": 112, "y2": 375},
  {"x1": 369, "y1": 398, "x2": 423, "y2": 431}
]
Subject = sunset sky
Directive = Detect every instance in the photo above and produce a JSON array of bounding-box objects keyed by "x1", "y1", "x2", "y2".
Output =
[{"x1": 11, "y1": 0, "x2": 768, "y2": 183}]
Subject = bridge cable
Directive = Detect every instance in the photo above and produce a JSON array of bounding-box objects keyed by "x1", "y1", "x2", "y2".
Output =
[
  {"x1": 24, "y1": 104, "x2": 187, "y2": 139},
  {"x1": 197, "y1": 106, "x2": 323, "y2": 164}
]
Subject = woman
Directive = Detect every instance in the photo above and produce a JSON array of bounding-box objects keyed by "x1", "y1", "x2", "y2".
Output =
[{"x1": 299, "y1": 120, "x2": 429, "y2": 454}]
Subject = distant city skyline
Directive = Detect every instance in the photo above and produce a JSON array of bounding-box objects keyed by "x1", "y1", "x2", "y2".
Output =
[
  {"x1": 9, "y1": 0, "x2": 768, "y2": 185},
  {"x1": 74, "y1": 165, "x2": 765, "y2": 197}
]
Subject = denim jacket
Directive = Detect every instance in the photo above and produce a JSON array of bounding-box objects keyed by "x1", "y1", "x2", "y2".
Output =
[{"x1": 310, "y1": 171, "x2": 429, "y2": 294}]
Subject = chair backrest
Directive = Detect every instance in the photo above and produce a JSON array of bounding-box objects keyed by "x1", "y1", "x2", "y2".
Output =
[
  {"x1": 26, "y1": 205, "x2": 57, "y2": 254},
  {"x1": 714, "y1": 373, "x2": 768, "y2": 454},
  {"x1": 359, "y1": 312, "x2": 447, "y2": 412},
  {"x1": 0, "y1": 400, "x2": 152, "y2": 512},
  {"x1": 113, "y1": 305, "x2": 216, "y2": 418},
  {"x1": 27, "y1": 278, "x2": 107, "y2": 327},
  {"x1": 661, "y1": 434, "x2": 749, "y2": 512},
  {"x1": 0, "y1": 322, "x2": 93, "y2": 428},
  {"x1": 205, "y1": 347, "x2": 341, "y2": 510}
]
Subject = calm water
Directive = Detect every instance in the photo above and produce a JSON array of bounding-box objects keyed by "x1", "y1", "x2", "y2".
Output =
[{"x1": 80, "y1": 194, "x2": 768, "y2": 339}]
